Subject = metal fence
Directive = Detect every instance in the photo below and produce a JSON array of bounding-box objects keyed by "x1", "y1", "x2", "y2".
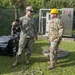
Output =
[
  {"x1": 0, "y1": 8, "x2": 25, "y2": 36},
  {"x1": 0, "y1": 8, "x2": 39, "y2": 36},
  {"x1": 0, "y1": 8, "x2": 14, "y2": 35}
]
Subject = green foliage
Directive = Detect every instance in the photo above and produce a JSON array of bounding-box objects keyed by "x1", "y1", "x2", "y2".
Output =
[
  {"x1": 45, "y1": 0, "x2": 75, "y2": 9},
  {"x1": 0, "y1": 0, "x2": 75, "y2": 10},
  {"x1": 0, "y1": 0, "x2": 11, "y2": 8},
  {"x1": 28, "y1": 0, "x2": 44, "y2": 10}
]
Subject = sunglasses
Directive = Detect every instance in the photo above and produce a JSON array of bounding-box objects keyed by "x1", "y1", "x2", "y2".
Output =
[{"x1": 29, "y1": 10, "x2": 33, "y2": 12}]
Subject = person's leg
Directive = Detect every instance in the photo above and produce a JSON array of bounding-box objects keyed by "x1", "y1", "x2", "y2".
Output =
[
  {"x1": 25, "y1": 38, "x2": 34, "y2": 64},
  {"x1": 48, "y1": 41, "x2": 58, "y2": 70},
  {"x1": 12, "y1": 34, "x2": 27, "y2": 67}
]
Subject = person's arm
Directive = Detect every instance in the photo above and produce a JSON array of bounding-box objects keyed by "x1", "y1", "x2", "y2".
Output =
[
  {"x1": 58, "y1": 19, "x2": 64, "y2": 38},
  {"x1": 54, "y1": 19, "x2": 64, "y2": 42}
]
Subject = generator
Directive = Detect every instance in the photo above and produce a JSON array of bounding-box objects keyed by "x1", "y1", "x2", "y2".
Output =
[{"x1": 0, "y1": 35, "x2": 18, "y2": 56}]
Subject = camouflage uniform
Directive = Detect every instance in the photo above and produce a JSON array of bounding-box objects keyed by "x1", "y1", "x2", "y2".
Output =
[
  {"x1": 12, "y1": 6, "x2": 37, "y2": 67},
  {"x1": 16, "y1": 15, "x2": 37, "y2": 59},
  {"x1": 48, "y1": 18, "x2": 63, "y2": 67}
]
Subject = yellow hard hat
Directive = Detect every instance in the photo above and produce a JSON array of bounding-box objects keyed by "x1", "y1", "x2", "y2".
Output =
[{"x1": 50, "y1": 8, "x2": 58, "y2": 14}]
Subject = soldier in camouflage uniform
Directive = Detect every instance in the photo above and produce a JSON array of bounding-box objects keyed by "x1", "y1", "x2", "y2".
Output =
[
  {"x1": 12, "y1": 6, "x2": 37, "y2": 67},
  {"x1": 48, "y1": 8, "x2": 64, "y2": 70}
]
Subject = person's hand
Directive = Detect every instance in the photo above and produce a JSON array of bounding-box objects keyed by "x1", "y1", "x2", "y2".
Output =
[
  {"x1": 12, "y1": 21, "x2": 19, "y2": 27},
  {"x1": 54, "y1": 38, "x2": 59, "y2": 42}
]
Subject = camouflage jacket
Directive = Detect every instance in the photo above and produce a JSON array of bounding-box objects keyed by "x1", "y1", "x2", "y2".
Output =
[
  {"x1": 48, "y1": 18, "x2": 64, "y2": 41},
  {"x1": 19, "y1": 15, "x2": 37, "y2": 38}
]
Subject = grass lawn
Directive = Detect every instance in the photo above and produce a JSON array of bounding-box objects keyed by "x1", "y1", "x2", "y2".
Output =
[{"x1": 0, "y1": 38, "x2": 75, "y2": 75}]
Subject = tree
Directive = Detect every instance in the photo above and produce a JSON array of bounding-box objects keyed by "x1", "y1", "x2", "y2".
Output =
[{"x1": 0, "y1": 0, "x2": 10, "y2": 8}]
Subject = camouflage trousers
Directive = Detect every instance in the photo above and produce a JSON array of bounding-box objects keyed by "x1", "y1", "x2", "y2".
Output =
[
  {"x1": 16, "y1": 34, "x2": 34, "y2": 58},
  {"x1": 49, "y1": 40, "x2": 61, "y2": 65}
]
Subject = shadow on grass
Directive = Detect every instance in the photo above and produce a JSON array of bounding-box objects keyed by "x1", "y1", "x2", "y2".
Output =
[{"x1": 58, "y1": 51, "x2": 75, "y2": 67}]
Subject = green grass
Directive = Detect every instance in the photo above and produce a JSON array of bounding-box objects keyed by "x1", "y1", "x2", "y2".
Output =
[{"x1": 0, "y1": 38, "x2": 75, "y2": 75}]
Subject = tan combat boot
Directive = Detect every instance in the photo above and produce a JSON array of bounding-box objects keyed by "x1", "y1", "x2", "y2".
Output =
[
  {"x1": 25, "y1": 56, "x2": 30, "y2": 64},
  {"x1": 12, "y1": 58, "x2": 19, "y2": 67},
  {"x1": 48, "y1": 63, "x2": 56, "y2": 70}
]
